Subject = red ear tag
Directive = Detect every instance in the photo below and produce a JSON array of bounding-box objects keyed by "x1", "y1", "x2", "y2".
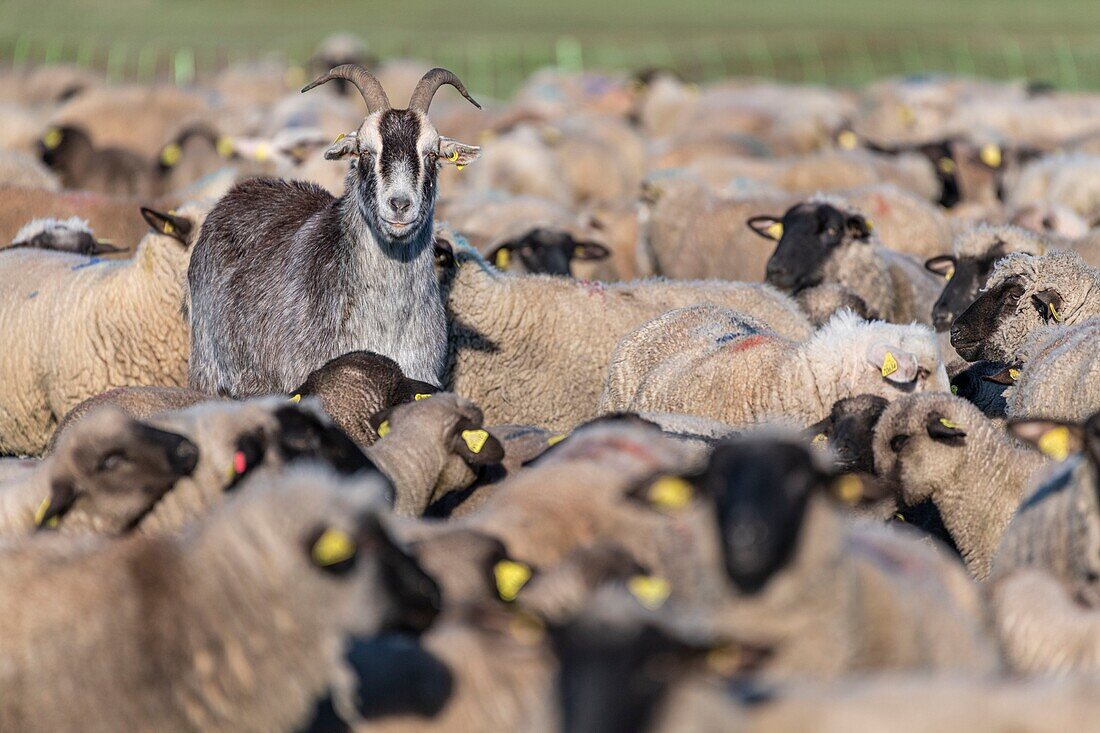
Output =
[{"x1": 233, "y1": 451, "x2": 248, "y2": 475}]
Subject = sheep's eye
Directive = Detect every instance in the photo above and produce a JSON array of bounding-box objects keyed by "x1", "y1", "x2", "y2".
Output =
[
  {"x1": 97, "y1": 452, "x2": 127, "y2": 472},
  {"x1": 825, "y1": 226, "x2": 838, "y2": 237}
]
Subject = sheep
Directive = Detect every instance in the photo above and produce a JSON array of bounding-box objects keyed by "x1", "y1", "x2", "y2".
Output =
[
  {"x1": 436, "y1": 191, "x2": 577, "y2": 253},
  {"x1": 599, "y1": 306, "x2": 949, "y2": 428},
  {"x1": 1006, "y1": 152, "x2": 1100, "y2": 221},
  {"x1": 870, "y1": 392, "x2": 1047, "y2": 578},
  {"x1": 0, "y1": 406, "x2": 197, "y2": 536},
  {"x1": 8, "y1": 216, "x2": 126, "y2": 256},
  {"x1": 187, "y1": 66, "x2": 482, "y2": 396},
  {"x1": 0, "y1": 468, "x2": 440, "y2": 733},
  {"x1": 0, "y1": 203, "x2": 207, "y2": 456},
  {"x1": 1007, "y1": 318, "x2": 1100, "y2": 422},
  {"x1": 38, "y1": 123, "x2": 164, "y2": 197},
  {"x1": 444, "y1": 242, "x2": 813, "y2": 431},
  {"x1": 0, "y1": 149, "x2": 60, "y2": 190},
  {"x1": 483, "y1": 227, "x2": 610, "y2": 277},
  {"x1": 0, "y1": 185, "x2": 166, "y2": 248},
  {"x1": 950, "y1": 249, "x2": 1100, "y2": 363},
  {"x1": 805, "y1": 394, "x2": 890, "y2": 476},
  {"x1": 839, "y1": 183, "x2": 955, "y2": 261},
  {"x1": 751, "y1": 197, "x2": 942, "y2": 324},
  {"x1": 664, "y1": 433, "x2": 999, "y2": 678},
  {"x1": 949, "y1": 360, "x2": 1012, "y2": 421},
  {"x1": 794, "y1": 284, "x2": 876, "y2": 326}
]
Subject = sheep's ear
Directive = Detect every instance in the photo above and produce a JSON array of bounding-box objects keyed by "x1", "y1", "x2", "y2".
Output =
[
  {"x1": 746, "y1": 215, "x2": 783, "y2": 241},
  {"x1": 982, "y1": 364, "x2": 1022, "y2": 385},
  {"x1": 1032, "y1": 289, "x2": 1064, "y2": 323},
  {"x1": 433, "y1": 236, "x2": 455, "y2": 268},
  {"x1": 453, "y1": 425, "x2": 505, "y2": 466},
  {"x1": 89, "y1": 239, "x2": 127, "y2": 255},
  {"x1": 37, "y1": 478, "x2": 77, "y2": 530},
  {"x1": 369, "y1": 407, "x2": 395, "y2": 439},
  {"x1": 486, "y1": 232, "x2": 531, "y2": 270},
  {"x1": 571, "y1": 241, "x2": 610, "y2": 261},
  {"x1": 866, "y1": 343, "x2": 919, "y2": 383},
  {"x1": 926, "y1": 413, "x2": 967, "y2": 442},
  {"x1": 404, "y1": 380, "x2": 440, "y2": 403},
  {"x1": 437, "y1": 137, "x2": 481, "y2": 169},
  {"x1": 626, "y1": 472, "x2": 703, "y2": 514},
  {"x1": 324, "y1": 132, "x2": 359, "y2": 161},
  {"x1": 925, "y1": 255, "x2": 956, "y2": 279},
  {"x1": 1009, "y1": 419, "x2": 1083, "y2": 461},
  {"x1": 140, "y1": 207, "x2": 193, "y2": 245},
  {"x1": 846, "y1": 214, "x2": 873, "y2": 241},
  {"x1": 804, "y1": 416, "x2": 831, "y2": 447}
]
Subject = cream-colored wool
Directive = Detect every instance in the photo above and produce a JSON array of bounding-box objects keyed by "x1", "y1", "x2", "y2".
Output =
[
  {"x1": 795, "y1": 284, "x2": 876, "y2": 325},
  {"x1": 1009, "y1": 318, "x2": 1100, "y2": 422},
  {"x1": 0, "y1": 149, "x2": 60, "y2": 191}
]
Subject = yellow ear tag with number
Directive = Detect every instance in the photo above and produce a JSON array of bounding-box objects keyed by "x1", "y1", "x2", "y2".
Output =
[
  {"x1": 34, "y1": 498, "x2": 59, "y2": 528},
  {"x1": 43, "y1": 128, "x2": 63, "y2": 150},
  {"x1": 628, "y1": 575, "x2": 671, "y2": 610},
  {"x1": 494, "y1": 559, "x2": 532, "y2": 601},
  {"x1": 1038, "y1": 426, "x2": 1071, "y2": 461},
  {"x1": 765, "y1": 222, "x2": 783, "y2": 240},
  {"x1": 648, "y1": 476, "x2": 693, "y2": 510},
  {"x1": 1048, "y1": 302, "x2": 1062, "y2": 322},
  {"x1": 461, "y1": 429, "x2": 490, "y2": 454},
  {"x1": 1009, "y1": 368, "x2": 1021, "y2": 381},
  {"x1": 216, "y1": 136, "x2": 235, "y2": 158},
  {"x1": 289, "y1": 393, "x2": 302, "y2": 403},
  {"x1": 980, "y1": 144, "x2": 1002, "y2": 169},
  {"x1": 377, "y1": 420, "x2": 391, "y2": 438},
  {"x1": 951, "y1": 384, "x2": 959, "y2": 395},
  {"x1": 939, "y1": 417, "x2": 961, "y2": 429},
  {"x1": 938, "y1": 157, "x2": 956, "y2": 174},
  {"x1": 837, "y1": 130, "x2": 858, "y2": 150},
  {"x1": 835, "y1": 474, "x2": 863, "y2": 505},
  {"x1": 881, "y1": 351, "x2": 899, "y2": 378},
  {"x1": 811, "y1": 433, "x2": 828, "y2": 449},
  {"x1": 495, "y1": 248, "x2": 511, "y2": 269},
  {"x1": 414, "y1": 393, "x2": 432, "y2": 401},
  {"x1": 311, "y1": 528, "x2": 357, "y2": 567},
  {"x1": 547, "y1": 433, "x2": 567, "y2": 446}
]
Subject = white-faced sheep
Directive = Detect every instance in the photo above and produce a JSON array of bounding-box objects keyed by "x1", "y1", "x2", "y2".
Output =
[
  {"x1": 0, "y1": 204, "x2": 206, "y2": 456},
  {"x1": 600, "y1": 306, "x2": 949, "y2": 428},
  {"x1": 8, "y1": 216, "x2": 125, "y2": 256},
  {"x1": 188, "y1": 66, "x2": 482, "y2": 396}
]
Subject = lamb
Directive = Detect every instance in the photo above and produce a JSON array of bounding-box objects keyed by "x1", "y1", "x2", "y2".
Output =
[
  {"x1": 444, "y1": 241, "x2": 813, "y2": 431},
  {"x1": 599, "y1": 306, "x2": 949, "y2": 428},
  {"x1": 0, "y1": 406, "x2": 197, "y2": 536},
  {"x1": 0, "y1": 203, "x2": 207, "y2": 456},
  {"x1": 950, "y1": 249, "x2": 1100, "y2": 363},
  {"x1": 751, "y1": 197, "x2": 942, "y2": 324},
  {"x1": 8, "y1": 216, "x2": 126, "y2": 256},
  {"x1": 0, "y1": 468, "x2": 441, "y2": 733},
  {"x1": 188, "y1": 66, "x2": 482, "y2": 395},
  {"x1": 38, "y1": 124, "x2": 164, "y2": 197},
  {"x1": 871, "y1": 392, "x2": 1047, "y2": 579},
  {"x1": 1007, "y1": 318, "x2": 1100, "y2": 422}
]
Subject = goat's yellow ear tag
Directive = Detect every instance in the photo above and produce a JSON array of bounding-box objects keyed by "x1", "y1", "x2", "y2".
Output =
[
  {"x1": 980, "y1": 144, "x2": 1002, "y2": 169},
  {"x1": 413, "y1": 393, "x2": 432, "y2": 401},
  {"x1": 377, "y1": 420, "x2": 391, "y2": 438},
  {"x1": 311, "y1": 528, "x2": 357, "y2": 567},
  {"x1": 837, "y1": 130, "x2": 858, "y2": 150},
  {"x1": 159, "y1": 143, "x2": 182, "y2": 167},
  {"x1": 333, "y1": 132, "x2": 346, "y2": 144},
  {"x1": 765, "y1": 222, "x2": 783, "y2": 240},
  {"x1": 951, "y1": 384, "x2": 959, "y2": 395},
  {"x1": 447, "y1": 149, "x2": 459, "y2": 163},
  {"x1": 42, "y1": 128, "x2": 63, "y2": 150},
  {"x1": 881, "y1": 351, "x2": 899, "y2": 378},
  {"x1": 648, "y1": 476, "x2": 693, "y2": 510},
  {"x1": 34, "y1": 498, "x2": 59, "y2": 528},
  {"x1": 1009, "y1": 368, "x2": 1021, "y2": 381},
  {"x1": 834, "y1": 474, "x2": 863, "y2": 505},
  {"x1": 494, "y1": 559, "x2": 532, "y2": 601},
  {"x1": 628, "y1": 575, "x2": 671, "y2": 610},
  {"x1": 938, "y1": 157, "x2": 956, "y2": 174},
  {"x1": 495, "y1": 249, "x2": 511, "y2": 269},
  {"x1": 939, "y1": 417, "x2": 961, "y2": 429},
  {"x1": 547, "y1": 433, "x2": 567, "y2": 446},
  {"x1": 289, "y1": 393, "x2": 302, "y2": 403},
  {"x1": 944, "y1": 265, "x2": 955, "y2": 281},
  {"x1": 461, "y1": 429, "x2": 489, "y2": 454},
  {"x1": 1038, "y1": 426, "x2": 1071, "y2": 461},
  {"x1": 1048, "y1": 302, "x2": 1062, "y2": 322},
  {"x1": 216, "y1": 136, "x2": 235, "y2": 158},
  {"x1": 455, "y1": 163, "x2": 466, "y2": 171}
]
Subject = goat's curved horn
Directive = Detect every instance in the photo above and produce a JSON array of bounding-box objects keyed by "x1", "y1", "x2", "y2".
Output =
[
  {"x1": 302, "y1": 64, "x2": 391, "y2": 114},
  {"x1": 408, "y1": 68, "x2": 481, "y2": 113}
]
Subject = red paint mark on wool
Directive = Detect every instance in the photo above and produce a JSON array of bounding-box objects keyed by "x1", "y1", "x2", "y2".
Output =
[
  {"x1": 729, "y1": 334, "x2": 770, "y2": 352},
  {"x1": 873, "y1": 194, "x2": 891, "y2": 216}
]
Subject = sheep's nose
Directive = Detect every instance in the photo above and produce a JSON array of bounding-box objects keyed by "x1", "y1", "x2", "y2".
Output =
[
  {"x1": 171, "y1": 439, "x2": 199, "y2": 475},
  {"x1": 389, "y1": 195, "x2": 412, "y2": 214}
]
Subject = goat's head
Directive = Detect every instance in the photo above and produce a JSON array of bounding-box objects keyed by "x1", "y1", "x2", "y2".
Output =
[{"x1": 303, "y1": 65, "x2": 482, "y2": 243}]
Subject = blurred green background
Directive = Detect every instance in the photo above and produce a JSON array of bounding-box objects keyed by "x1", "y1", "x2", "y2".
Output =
[{"x1": 2, "y1": 0, "x2": 1100, "y2": 96}]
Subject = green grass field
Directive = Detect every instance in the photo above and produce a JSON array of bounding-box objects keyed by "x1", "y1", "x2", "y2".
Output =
[{"x1": 3, "y1": 0, "x2": 1100, "y2": 96}]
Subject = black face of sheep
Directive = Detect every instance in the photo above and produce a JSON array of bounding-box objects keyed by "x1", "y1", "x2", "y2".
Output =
[
  {"x1": 304, "y1": 66, "x2": 481, "y2": 245},
  {"x1": 749, "y1": 203, "x2": 872, "y2": 294},
  {"x1": 926, "y1": 249, "x2": 1002, "y2": 332},
  {"x1": 917, "y1": 140, "x2": 961, "y2": 208},
  {"x1": 37, "y1": 124, "x2": 93, "y2": 172},
  {"x1": 949, "y1": 275, "x2": 1026, "y2": 361},
  {"x1": 951, "y1": 360, "x2": 1013, "y2": 417},
  {"x1": 806, "y1": 394, "x2": 889, "y2": 475},
  {"x1": 486, "y1": 228, "x2": 610, "y2": 276},
  {"x1": 272, "y1": 405, "x2": 381, "y2": 477}
]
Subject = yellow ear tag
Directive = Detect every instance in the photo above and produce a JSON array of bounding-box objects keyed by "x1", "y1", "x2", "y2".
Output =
[
  {"x1": 216, "y1": 136, "x2": 235, "y2": 158},
  {"x1": 1038, "y1": 426, "x2": 1071, "y2": 461},
  {"x1": 837, "y1": 130, "x2": 858, "y2": 150},
  {"x1": 42, "y1": 128, "x2": 63, "y2": 150},
  {"x1": 162, "y1": 221, "x2": 175, "y2": 235},
  {"x1": 253, "y1": 143, "x2": 270, "y2": 162},
  {"x1": 897, "y1": 105, "x2": 915, "y2": 124},
  {"x1": 627, "y1": 575, "x2": 671, "y2": 610},
  {"x1": 765, "y1": 222, "x2": 783, "y2": 240},
  {"x1": 864, "y1": 217, "x2": 874, "y2": 231},
  {"x1": 951, "y1": 384, "x2": 958, "y2": 395},
  {"x1": 938, "y1": 157, "x2": 956, "y2": 174},
  {"x1": 547, "y1": 433, "x2": 567, "y2": 446},
  {"x1": 414, "y1": 393, "x2": 432, "y2": 401},
  {"x1": 159, "y1": 143, "x2": 182, "y2": 167},
  {"x1": 811, "y1": 433, "x2": 828, "y2": 448},
  {"x1": 835, "y1": 474, "x2": 862, "y2": 505},
  {"x1": 311, "y1": 528, "x2": 357, "y2": 567},
  {"x1": 494, "y1": 559, "x2": 532, "y2": 601},
  {"x1": 706, "y1": 645, "x2": 744, "y2": 676},
  {"x1": 944, "y1": 265, "x2": 955, "y2": 281},
  {"x1": 461, "y1": 429, "x2": 490, "y2": 454},
  {"x1": 377, "y1": 420, "x2": 391, "y2": 438},
  {"x1": 289, "y1": 393, "x2": 302, "y2": 403},
  {"x1": 939, "y1": 417, "x2": 961, "y2": 430},
  {"x1": 881, "y1": 351, "x2": 899, "y2": 378},
  {"x1": 1048, "y1": 302, "x2": 1062, "y2": 322},
  {"x1": 495, "y1": 248, "x2": 511, "y2": 269},
  {"x1": 34, "y1": 498, "x2": 59, "y2": 528},
  {"x1": 1009, "y1": 368, "x2": 1021, "y2": 381},
  {"x1": 980, "y1": 144, "x2": 1002, "y2": 169},
  {"x1": 648, "y1": 476, "x2": 693, "y2": 510},
  {"x1": 333, "y1": 132, "x2": 346, "y2": 144},
  {"x1": 447, "y1": 149, "x2": 459, "y2": 163},
  {"x1": 893, "y1": 512, "x2": 907, "y2": 523}
]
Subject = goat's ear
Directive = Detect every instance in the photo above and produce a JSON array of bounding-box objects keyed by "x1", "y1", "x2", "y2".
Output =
[
  {"x1": 746, "y1": 215, "x2": 783, "y2": 241},
  {"x1": 140, "y1": 207, "x2": 192, "y2": 245},
  {"x1": 324, "y1": 132, "x2": 359, "y2": 161},
  {"x1": 1009, "y1": 419, "x2": 1083, "y2": 461},
  {"x1": 925, "y1": 255, "x2": 956, "y2": 279},
  {"x1": 1032, "y1": 289, "x2": 1064, "y2": 323},
  {"x1": 571, "y1": 241, "x2": 610, "y2": 261},
  {"x1": 453, "y1": 424, "x2": 504, "y2": 466},
  {"x1": 437, "y1": 137, "x2": 481, "y2": 168}
]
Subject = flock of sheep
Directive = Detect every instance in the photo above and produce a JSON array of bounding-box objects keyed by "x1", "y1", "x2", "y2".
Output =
[{"x1": 4, "y1": 31, "x2": 1100, "y2": 731}]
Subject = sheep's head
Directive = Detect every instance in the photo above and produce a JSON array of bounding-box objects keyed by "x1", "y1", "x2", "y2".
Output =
[
  {"x1": 748, "y1": 200, "x2": 873, "y2": 294},
  {"x1": 486, "y1": 227, "x2": 610, "y2": 276},
  {"x1": 303, "y1": 65, "x2": 482, "y2": 243},
  {"x1": 805, "y1": 394, "x2": 889, "y2": 475}
]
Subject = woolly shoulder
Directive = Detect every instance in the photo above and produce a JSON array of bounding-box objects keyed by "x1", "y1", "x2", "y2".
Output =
[{"x1": 953, "y1": 223, "x2": 1049, "y2": 259}]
